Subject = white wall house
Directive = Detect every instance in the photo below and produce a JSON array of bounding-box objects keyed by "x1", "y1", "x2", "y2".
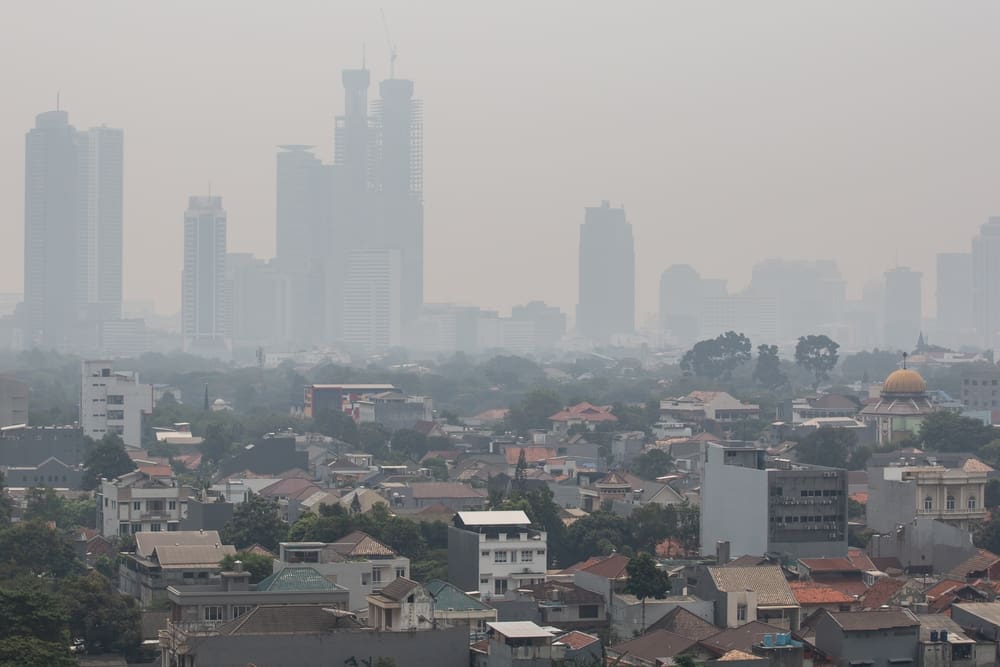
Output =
[
  {"x1": 98, "y1": 467, "x2": 190, "y2": 538},
  {"x1": 81, "y1": 360, "x2": 153, "y2": 448}
]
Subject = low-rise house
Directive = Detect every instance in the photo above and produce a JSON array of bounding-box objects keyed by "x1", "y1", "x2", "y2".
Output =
[
  {"x1": 393, "y1": 482, "x2": 488, "y2": 511},
  {"x1": 167, "y1": 565, "x2": 350, "y2": 626},
  {"x1": 216, "y1": 432, "x2": 308, "y2": 478},
  {"x1": 119, "y1": 530, "x2": 236, "y2": 608},
  {"x1": 790, "y1": 582, "x2": 857, "y2": 615},
  {"x1": 917, "y1": 614, "x2": 992, "y2": 667},
  {"x1": 612, "y1": 593, "x2": 715, "y2": 640},
  {"x1": 549, "y1": 402, "x2": 618, "y2": 435},
  {"x1": 948, "y1": 549, "x2": 1000, "y2": 581},
  {"x1": 814, "y1": 609, "x2": 920, "y2": 667},
  {"x1": 554, "y1": 630, "x2": 603, "y2": 665},
  {"x1": 798, "y1": 550, "x2": 876, "y2": 599},
  {"x1": 3, "y1": 456, "x2": 83, "y2": 489},
  {"x1": 694, "y1": 565, "x2": 801, "y2": 630},
  {"x1": 515, "y1": 580, "x2": 607, "y2": 631},
  {"x1": 425, "y1": 578, "x2": 497, "y2": 639},
  {"x1": 950, "y1": 603, "x2": 1000, "y2": 645},
  {"x1": 97, "y1": 467, "x2": 192, "y2": 538},
  {"x1": 367, "y1": 577, "x2": 434, "y2": 631},
  {"x1": 607, "y1": 629, "x2": 703, "y2": 666},
  {"x1": 859, "y1": 576, "x2": 924, "y2": 610},
  {"x1": 447, "y1": 510, "x2": 547, "y2": 601},
  {"x1": 474, "y1": 621, "x2": 565, "y2": 667},
  {"x1": 272, "y1": 532, "x2": 411, "y2": 612},
  {"x1": 661, "y1": 392, "x2": 760, "y2": 424}
]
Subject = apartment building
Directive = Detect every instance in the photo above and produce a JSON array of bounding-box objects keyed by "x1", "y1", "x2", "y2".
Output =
[
  {"x1": 80, "y1": 360, "x2": 153, "y2": 447},
  {"x1": 97, "y1": 466, "x2": 192, "y2": 537},
  {"x1": 447, "y1": 510, "x2": 547, "y2": 601}
]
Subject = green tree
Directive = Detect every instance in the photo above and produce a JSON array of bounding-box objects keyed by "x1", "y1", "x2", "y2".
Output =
[
  {"x1": 390, "y1": 429, "x2": 429, "y2": 461},
  {"x1": 506, "y1": 389, "x2": 564, "y2": 433},
  {"x1": 220, "y1": 552, "x2": 274, "y2": 583},
  {"x1": 422, "y1": 457, "x2": 449, "y2": 481},
  {"x1": 753, "y1": 344, "x2": 787, "y2": 390},
  {"x1": 514, "y1": 449, "x2": 528, "y2": 493},
  {"x1": 980, "y1": 440, "x2": 1000, "y2": 467},
  {"x1": 795, "y1": 335, "x2": 840, "y2": 389},
  {"x1": 919, "y1": 411, "x2": 995, "y2": 452},
  {"x1": 0, "y1": 635, "x2": 75, "y2": 667},
  {"x1": 0, "y1": 521, "x2": 83, "y2": 579},
  {"x1": 680, "y1": 331, "x2": 752, "y2": 381},
  {"x1": 60, "y1": 572, "x2": 141, "y2": 657},
  {"x1": 625, "y1": 552, "x2": 670, "y2": 633},
  {"x1": 629, "y1": 449, "x2": 673, "y2": 481},
  {"x1": 986, "y1": 479, "x2": 1000, "y2": 509},
  {"x1": 795, "y1": 429, "x2": 856, "y2": 469},
  {"x1": 23, "y1": 487, "x2": 64, "y2": 524},
  {"x1": 221, "y1": 493, "x2": 288, "y2": 551},
  {"x1": 81, "y1": 434, "x2": 136, "y2": 490},
  {"x1": 0, "y1": 471, "x2": 12, "y2": 526},
  {"x1": 976, "y1": 513, "x2": 1000, "y2": 554},
  {"x1": 312, "y1": 408, "x2": 359, "y2": 445},
  {"x1": 482, "y1": 355, "x2": 544, "y2": 389}
]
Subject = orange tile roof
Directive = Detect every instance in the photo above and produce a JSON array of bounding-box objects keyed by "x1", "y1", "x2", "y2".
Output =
[
  {"x1": 850, "y1": 492, "x2": 868, "y2": 505},
  {"x1": 555, "y1": 630, "x2": 600, "y2": 651},
  {"x1": 504, "y1": 446, "x2": 556, "y2": 465},
  {"x1": 138, "y1": 464, "x2": 173, "y2": 478},
  {"x1": 578, "y1": 553, "x2": 631, "y2": 580},
  {"x1": 549, "y1": 402, "x2": 618, "y2": 423},
  {"x1": 790, "y1": 581, "x2": 855, "y2": 605},
  {"x1": 860, "y1": 577, "x2": 907, "y2": 609}
]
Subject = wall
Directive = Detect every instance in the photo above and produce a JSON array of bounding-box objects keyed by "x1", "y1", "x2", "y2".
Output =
[
  {"x1": 272, "y1": 558, "x2": 409, "y2": 613},
  {"x1": 447, "y1": 526, "x2": 481, "y2": 594},
  {"x1": 816, "y1": 615, "x2": 918, "y2": 667},
  {"x1": 176, "y1": 625, "x2": 470, "y2": 667},
  {"x1": 867, "y1": 518, "x2": 976, "y2": 574},
  {"x1": 700, "y1": 448, "x2": 769, "y2": 557},
  {"x1": 867, "y1": 466, "x2": 917, "y2": 533}
]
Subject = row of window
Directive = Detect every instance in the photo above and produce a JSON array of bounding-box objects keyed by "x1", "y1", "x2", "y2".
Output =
[
  {"x1": 771, "y1": 515, "x2": 843, "y2": 523},
  {"x1": 770, "y1": 487, "x2": 841, "y2": 497},
  {"x1": 118, "y1": 522, "x2": 179, "y2": 535},
  {"x1": 924, "y1": 496, "x2": 977, "y2": 511},
  {"x1": 203, "y1": 604, "x2": 254, "y2": 621},
  {"x1": 105, "y1": 498, "x2": 177, "y2": 511},
  {"x1": 483, "y1": 549, "x2": 544, "y2": 563},
  {"x1": 18, "y1": 474, "x2": 70, "y2": 483},
  {"x1": 360, "y1": 567, "x2": 407, "y2": 586},
  {"x1": 964, "y1": 379, "x2": 999, "y2": 386}
]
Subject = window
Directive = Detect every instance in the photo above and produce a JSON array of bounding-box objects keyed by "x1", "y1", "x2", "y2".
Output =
[
  {"x1": 521, "y1": 550, "x2": 534, "y2": 562},
  {"x1": 482, "y1": 551, "x2": 490, "y2": 557},
  {"x1": 119, "y1": 523, "x2": 130, "y2": 536},
  {"x1": 168, "y1": 501, "x2": 177, "y2": 511},
  {"x1": 510, "y1": 551, "x2": 517, "y2": 563},
  {"x1": 947, "y1": 496, "x2": 956, "y2": 511},
  {"x1": 107, "y1": 395, "x2": 124, "y2": 405},
  {"x1": 924, "y1": 497, "x2": 933, "y2": 511},
  {"x1": 396, "y1": 568, "x2": 405, "y2": 579},
  {"x1": 150, "y1": 523, "x2": 161, "y2": 532},
  {"x1": 372, "y1": 568, "x2": 383, "y2": 584},
  {"x1": 148, "y1": 500, "x2": 164, "y2": 512},
  {"x1": 133, "y1": 501, "x2": 141, "y2": 511},
  {"x1": 203, "y1": 606, "x2": 224, "y2": 621},
  {"x1": 737, "y1": 604, "x2": 748, "y2": 622},
  {"x1": 232, "y1": 605, "x2": 253, "y2": 619},
  {"x1": 969, "y1": 496, "x2": 978, "y2": 510},
  {"x1": 361, "y1": 573, "x2": 371, "y2": 586},
  {"x1": 167, "y1": 523, "x2": 179, "y2": 532},
  {"x1": 494, "y1": 551, "x2": 508, "y2": 563},
  {"x1": 480, "y1": 576, "x2": 489, "y2": 585},
  {"x1": 494, "y1": 579, "x2": 508, "y2": 596},
  {"x1": 131, "y1": 523, "x2": 141, "y2": 534},
  {"x1": 107, "y1": 410, "x2": 125, "y2": 420},
  {"x1": 579, "y1": 605, "x2": 599, "y2": 619}
]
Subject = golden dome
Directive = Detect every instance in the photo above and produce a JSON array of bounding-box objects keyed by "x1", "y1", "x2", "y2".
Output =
[{"x1": 882, "y1": 368, "x2": 927, "y2": 395}]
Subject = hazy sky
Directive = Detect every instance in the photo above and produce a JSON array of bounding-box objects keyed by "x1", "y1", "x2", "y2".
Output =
[{"x1": 2, "y1": 1, "x2": 1000, "y2": 323}]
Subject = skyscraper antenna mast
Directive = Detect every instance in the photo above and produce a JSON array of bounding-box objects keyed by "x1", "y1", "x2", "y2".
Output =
[{"x1": 380, "y1": 8, "x2": 397, "y2": 79}]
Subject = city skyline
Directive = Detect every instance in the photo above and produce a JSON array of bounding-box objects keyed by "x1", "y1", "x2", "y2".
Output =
[{"x1": 3, "y1": 2, "x2": 1000, "y2": 325}]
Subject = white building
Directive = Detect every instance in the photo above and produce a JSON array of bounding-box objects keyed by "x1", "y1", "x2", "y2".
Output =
[
  {"x1": 97, "y1": 466, "x2": 191, "y2": 538},
  {"x1": 81, "y1": 360, "x2": 153, "y2": 448},
  {"x1": 447, "y1": 510, "x2": 547, "y2": 601},
  {"x1": 342, "y1": 248, "x2": 401, "y2": 350},
  {"x1": 182, "y1": 195, "x2": 230, "y2": 358}
]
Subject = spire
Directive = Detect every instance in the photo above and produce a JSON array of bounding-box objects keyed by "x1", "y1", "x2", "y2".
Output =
[{"x1": 902, "y1": 352, "x2": 908, "y2": 370}]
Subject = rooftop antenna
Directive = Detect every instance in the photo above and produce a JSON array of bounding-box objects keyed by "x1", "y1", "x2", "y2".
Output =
[{"x1": 380, "y1": 8, "x2": 397, "y2": 79}]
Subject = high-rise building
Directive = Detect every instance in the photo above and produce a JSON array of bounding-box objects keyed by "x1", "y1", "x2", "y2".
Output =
[
  {"x1": 24, "y1": 110, "x2": 81, "y2": 349},
  {"x1": 660, "y1": 264, "x2": 703, "y2": 345},
  {"x1": 341, "y1": 249, "x2": 401, "y2": 350},
  {"x1": 747, "y1": 259, "x2": 845, "y2": 344},
  {"x1": 80, "y1": 360, "x2": 152, "y2": 448},
  {"x1": 77, "y1": 126, "x2": 124, "y2": 323},
  {"x1": 181, "y1": 196, "x2": 229, "y2": 357},
  {"x1": 576, "y1": 201, "x2": 634, "y2": 343},
  {"x1": 883, "y1": 267, "x2": 922, "y2": 352},
  {"x1": 511, "y1": 301, "x2": 567, "y2": 352},
  {"x1": 936, "y1": 252, "x2": 973, "y2": 349},
  {"x1": 973, "y1": 218, "x2": 1000, "y2": 350},
  {"x1": 227, "y1": 253, "x2": 293, "y2": 352}
]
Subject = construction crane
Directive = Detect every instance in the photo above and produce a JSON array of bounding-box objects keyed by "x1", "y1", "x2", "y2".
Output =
[{"x1": 380, "y1": 8, "x2": 397, "y2": 79}]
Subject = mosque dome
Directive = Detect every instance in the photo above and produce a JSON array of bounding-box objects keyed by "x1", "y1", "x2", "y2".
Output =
[{"x1": 882, "y1": 368, "x2": 927, "y2": 395}]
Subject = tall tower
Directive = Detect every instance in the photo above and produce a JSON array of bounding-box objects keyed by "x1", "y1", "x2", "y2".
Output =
[
  {"x1": 883, "y1": 267, "x2": 922, "y2": 352},
  {"x1": 24, "y1": 110, "x2": 80, "y2": 349},
  {"x1": 77, "y1": 125, "x2": 124, "y2": 322},
  {"x1": 576, "y1": 201, "x2": 635, "y2": 343},
  {"x1": 372, "y1": 77, "x2": 423, "y2": 327},
  {"x1": 276, "y1": 145, "x2": 324, "y2": 267},
  {"x1": 181, "y1": 196, "x2": 229, "y2": 357},
  {"x1": 973, "y1": 218, "x2": 1000, "y2": 350},
  {"x1": 660, "y1": 264, "x2": 703, "y2": 345},
  {"x1": 341, "y1": 248, "x2": 402, "y2": 350},
  {"x1": 936, "y1": 252, "x2": 973, "y2": 349}
]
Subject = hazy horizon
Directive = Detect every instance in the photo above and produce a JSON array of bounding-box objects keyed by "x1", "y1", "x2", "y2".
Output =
[{"x1": 3, "y1": 1, "x2": 1000, "y2": 324}]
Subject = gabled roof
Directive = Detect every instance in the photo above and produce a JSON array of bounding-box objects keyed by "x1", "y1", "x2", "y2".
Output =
[
  {"x1": 329, "y1": 530, "x2": 397, "y2": 558},
  {"x1": 723, "y1": 555, "x2": 772, "y2": 568},
  {"x1": 425, "y1": 579, "x2": 494, "y2": 612},
  {"x1": 555, "y1": 630, "x2": 601, "y2": 651},
  {"x1": 799, "y1": 557, "x2": 857, "y2": 573},
  {"x1": 859, "y1": 577, "x2": 908, "y2": 609},
  {"x1": 504, "y1": 446, "x2": 556, "y2": 465},
  {"x1": 701, "y1": 621, "x2": 788, "y2": 654},
  {"x1": 577, "y1": 553, "x2": 631, "y2": 580},
  {"x1": 456, "y1": 510, "x2": 531, "y2": 527},
  {"x1": 519, "y1": 581, "x2": 604, "y2": 605},
  {"x1": 409, "y1": 482, "x2": 486, "y2": 500},
  {"x1": 716, "y1": 649, "x2": 763, "y2": 662},
  {"x1": 646, "y1": 606, "x2": 719, "y2": 640},
  {"x1": 949, "y1": 549, "x2": 1000, "y2": 579},
  {"x1": 256, "y1": 566, "x2": 339, "y2": 592},
  {"x1": 258, "y1": 476, "x2": 323, "y2": 500},
  {"x1": 215, "y1": 604, "x2": 361, "y2": 636},
  {"x1": 825, "y1": 609, "x2": 919, "y2": 632},
  {"x1": 596, "y1": 471, "x2": 631, "y2": 487},
  {"x1": 378, "y1": 577, "x2": 421, "y2": 601},
  {"x1": 707, "y1": 566, "x2": 798, "y2": 607},
  {"x1": 152, "y1": 544, "x2": 236, "y2": 568},
  {"x1": 790, "y1": 581, "x2": 856, "y2": 606},
  {"x1": 549, "y1": 402, "x2": 618, "y2": 423},
  {"x1": 135, "y1": 530, "x2": 224, "y2": 559},
  {"x1": 609, "y1": 629, "x2": 697, "y2": 661}
]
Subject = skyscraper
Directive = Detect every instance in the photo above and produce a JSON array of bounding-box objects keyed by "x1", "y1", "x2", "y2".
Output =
[
  {"x1": 883, "y1": 267, "x2": 922, "y2": 352},
  {"x1": 660, "y1": 264, "x2": 703, "y2": 345},
  {"x1": 24, "y1": 111, "x2": 124, "y2": 350},
  {"x1": 576, "y1": 201, "x2": 635, "y2": 343},
  {"x1": 936, "y1": 252, "x2": 973, "y2": 348},
  {"x1": 341, "y1": 249, "x2": 401, "y2": 350},
  {"x1": 181, "y1": 196, "x2": 229, "y2": 357},
  {"x1": 24, "y1": 110, "x2": 79, "y2": 348},
  {"x1": 973, "y1": 218, "x2": 1000, "y2": 350}
]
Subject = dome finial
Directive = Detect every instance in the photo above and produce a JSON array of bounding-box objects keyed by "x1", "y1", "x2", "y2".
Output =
[{"x1": 902, "y1": 352, "x2": 908, "y2": 370}]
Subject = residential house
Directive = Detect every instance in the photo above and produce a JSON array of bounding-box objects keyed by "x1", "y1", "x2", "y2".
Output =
[
  {"x1": 554, "y1": 630, "x2": 603, "y2": 665},
  {"x1": 425, "y1": 578, "x2": 498, "y2": 639},
  {"x1": 515, "y1": 580, "x2": 607, "y2": 631},
  {"x1": 97, "y1": 466, "x2": 192, "y2": 538},
  {"x1": 661, "y1": 392, "x2": 760, "y2": 425},
  {"x1": 859, "y1": 577, "x2": 924, "y2": 610},
  {"x1": 119, "y1": 530, "x2": 236, "y2": 608},
  {"x1": 3, "y1": 456, "x2": 83, "y2": 489},
  {"x1": 612, "y1": 431, "x2": 646, "y2": 466},
  {"x1": 160, "y1": 603, "x2": 470, "y2": 667},
  {"x1": 367, "y1": 577, "x2": 434, "y2": 631},
  {"x1": 474, "y1": 621, "x2": 565, "y2": 667},
  {"x1": 166, "y1": 565, "x2": 350, "y2": 626},
  {"x1": 948, "y1": 549, "x2": 1000, "y2": 581},
  {"x1": 216, "y1": 432, "x2": 308, "y2": 478},
  {"x1": 447, "y1": 510, "x2": 547, "y2": 601},
  {"x1": 798, "y1": 550, "x2": 877, "y2": 599},
  {"x1": 392, "y1": 482, "x2": 488, "y2": 511},
  {"x1": 950, "y1": 603, "x2": 1000, "y2": 651},
  {"x1": 789, "y1": 582, "x2": 857, "y2": 616},
  {"x1": 814, "y1": 609, "x2": 920, "y2": 667},
  {"x1": 549, "y1": 402, "x2": 618, "y2": 435},
  {"x1": 694, "y1": 565, "x2": 801, "y2": 630},
  {"x1": 272, "y1": 532, "x2": 411, "y2": 612},
  {"x1": 917, "y1": 614, "x2": 992, "y2": 667},
  {"x1": 0, "y1": 424, "x2": 86, "y2": 467}
]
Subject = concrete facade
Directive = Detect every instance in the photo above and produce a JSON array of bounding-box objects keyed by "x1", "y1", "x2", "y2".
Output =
[
  {"x1": 447, "y1": 511, "x2": 547, "y2": 601},
  {"x1": 80, "y1": 360, "x2": 153, "y2": 448},
  {"x1": 867, "y1": 461, "x2": 987, "y2": 534},
  {"x1": 97, "y1": 468, "x2": 191, "y2": 537},
  {"x1": 815, "y1": 610, "x2": 919, "y2": 667},
  {"x1": 0, "y1": 376, "x2": 28, "y2": 427}
]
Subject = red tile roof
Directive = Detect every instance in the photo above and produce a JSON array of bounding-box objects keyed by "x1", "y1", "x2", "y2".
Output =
[
  {"x1": 860, "y1": 577, "x2": 907, "y2": 609},
  {"x1": 578, "y1": 553, "x2": 631, "y2": 580},
  {"x1": 801, "y1": 557, "x2": 856, "y2": 573},
  {"x1": 555, "y1": 630, "x2": 601, "y2": 651},
  {"x1": 848, "y1": 549, "x2": 877, "y2": 572},
  {"x1": 811, "y1": 575, "x2": 869, "y2": 598},
  {"x1": 504, "y1": 447, "x2": 556, "y2": 465},
  {"x1": 549, "y1": 402, "x2": 618, "y2": 423},
  {"x1": 790, "y1": 582, "x2": 856, "y2": 606}
]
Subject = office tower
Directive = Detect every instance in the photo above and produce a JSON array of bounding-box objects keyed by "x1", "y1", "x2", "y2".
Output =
[
  {"x1": 660, "y1": 264, "x2": 703, "y2": 345},
  {"x1": 936, "y1": 252, "x2": 973, "y2": 348},
  {"x1": 341, "y1": 249, "x2": 401, "y2": 350},
  {"x1": 227, "y1": 253, "x2": 293, "y2": 352},
  {"x1": 576, "y1": 201, "x2": 635, "y2": 343},
  {"x1": 24, "y1": 110, "x2": 80, "y2": 349},
  {"x1": 883, "y1": 267, "x2": 922, "y2": 351},
  {"x1": 747, "y1": 259, "x2": 845, "y2": 343},
  {"x1": 77, "y1": 126, "x2": 124, "y2": 322},
  {"x1": 511, "y1": 301, "x2": 567, "y2": 351},
  {"x1": 80, "y1": 360, "x2": 152, "y2": 448},
  {"x1": 973, "y1": 218, "x2": 1000, "y2": 350},
  {"x1": 181, "y1": 196, "x2": 229, "y2": 357},
  {"x1": 372, "y1": 78, "x2": 424, "y2": 326}
]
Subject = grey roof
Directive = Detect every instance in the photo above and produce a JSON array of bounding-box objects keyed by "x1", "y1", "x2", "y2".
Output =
[
  {"x1": 951, "y1": 602, "x2": 1000, "y2": 626},
  {"x1": 646, "y1": 606, "x2": 719, "y2": 640},
  {"x1": 707, "y1": 566, "x2": 798, "y2": 607},
  {"x1": 457, "y1": 510, "x2": 531, "y2": 526},
  {"x1": 827, "y1": 609, "x2": 919, "y2": 632},
  {"x1": 216, "y1": 604, "x2": 361, "y2": 636},
  {"x1": 378, "y1": 577, "x2": 421, "y2": 601},
  {"x1": 702, "y1": 621, "x2": 788, "y2": 654},
  {"x1": 152, "y1": 544, "x2": 236, "y2": 568},
  {"x1": 487, "y1": 621, "x2": 554, "y2": 638},
  {"x1": 609, "y1": 629, "x2": 697, "y2": 661},
  {"x1": 135, "y1": 530, "x2": 224, "y2": 558}
]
